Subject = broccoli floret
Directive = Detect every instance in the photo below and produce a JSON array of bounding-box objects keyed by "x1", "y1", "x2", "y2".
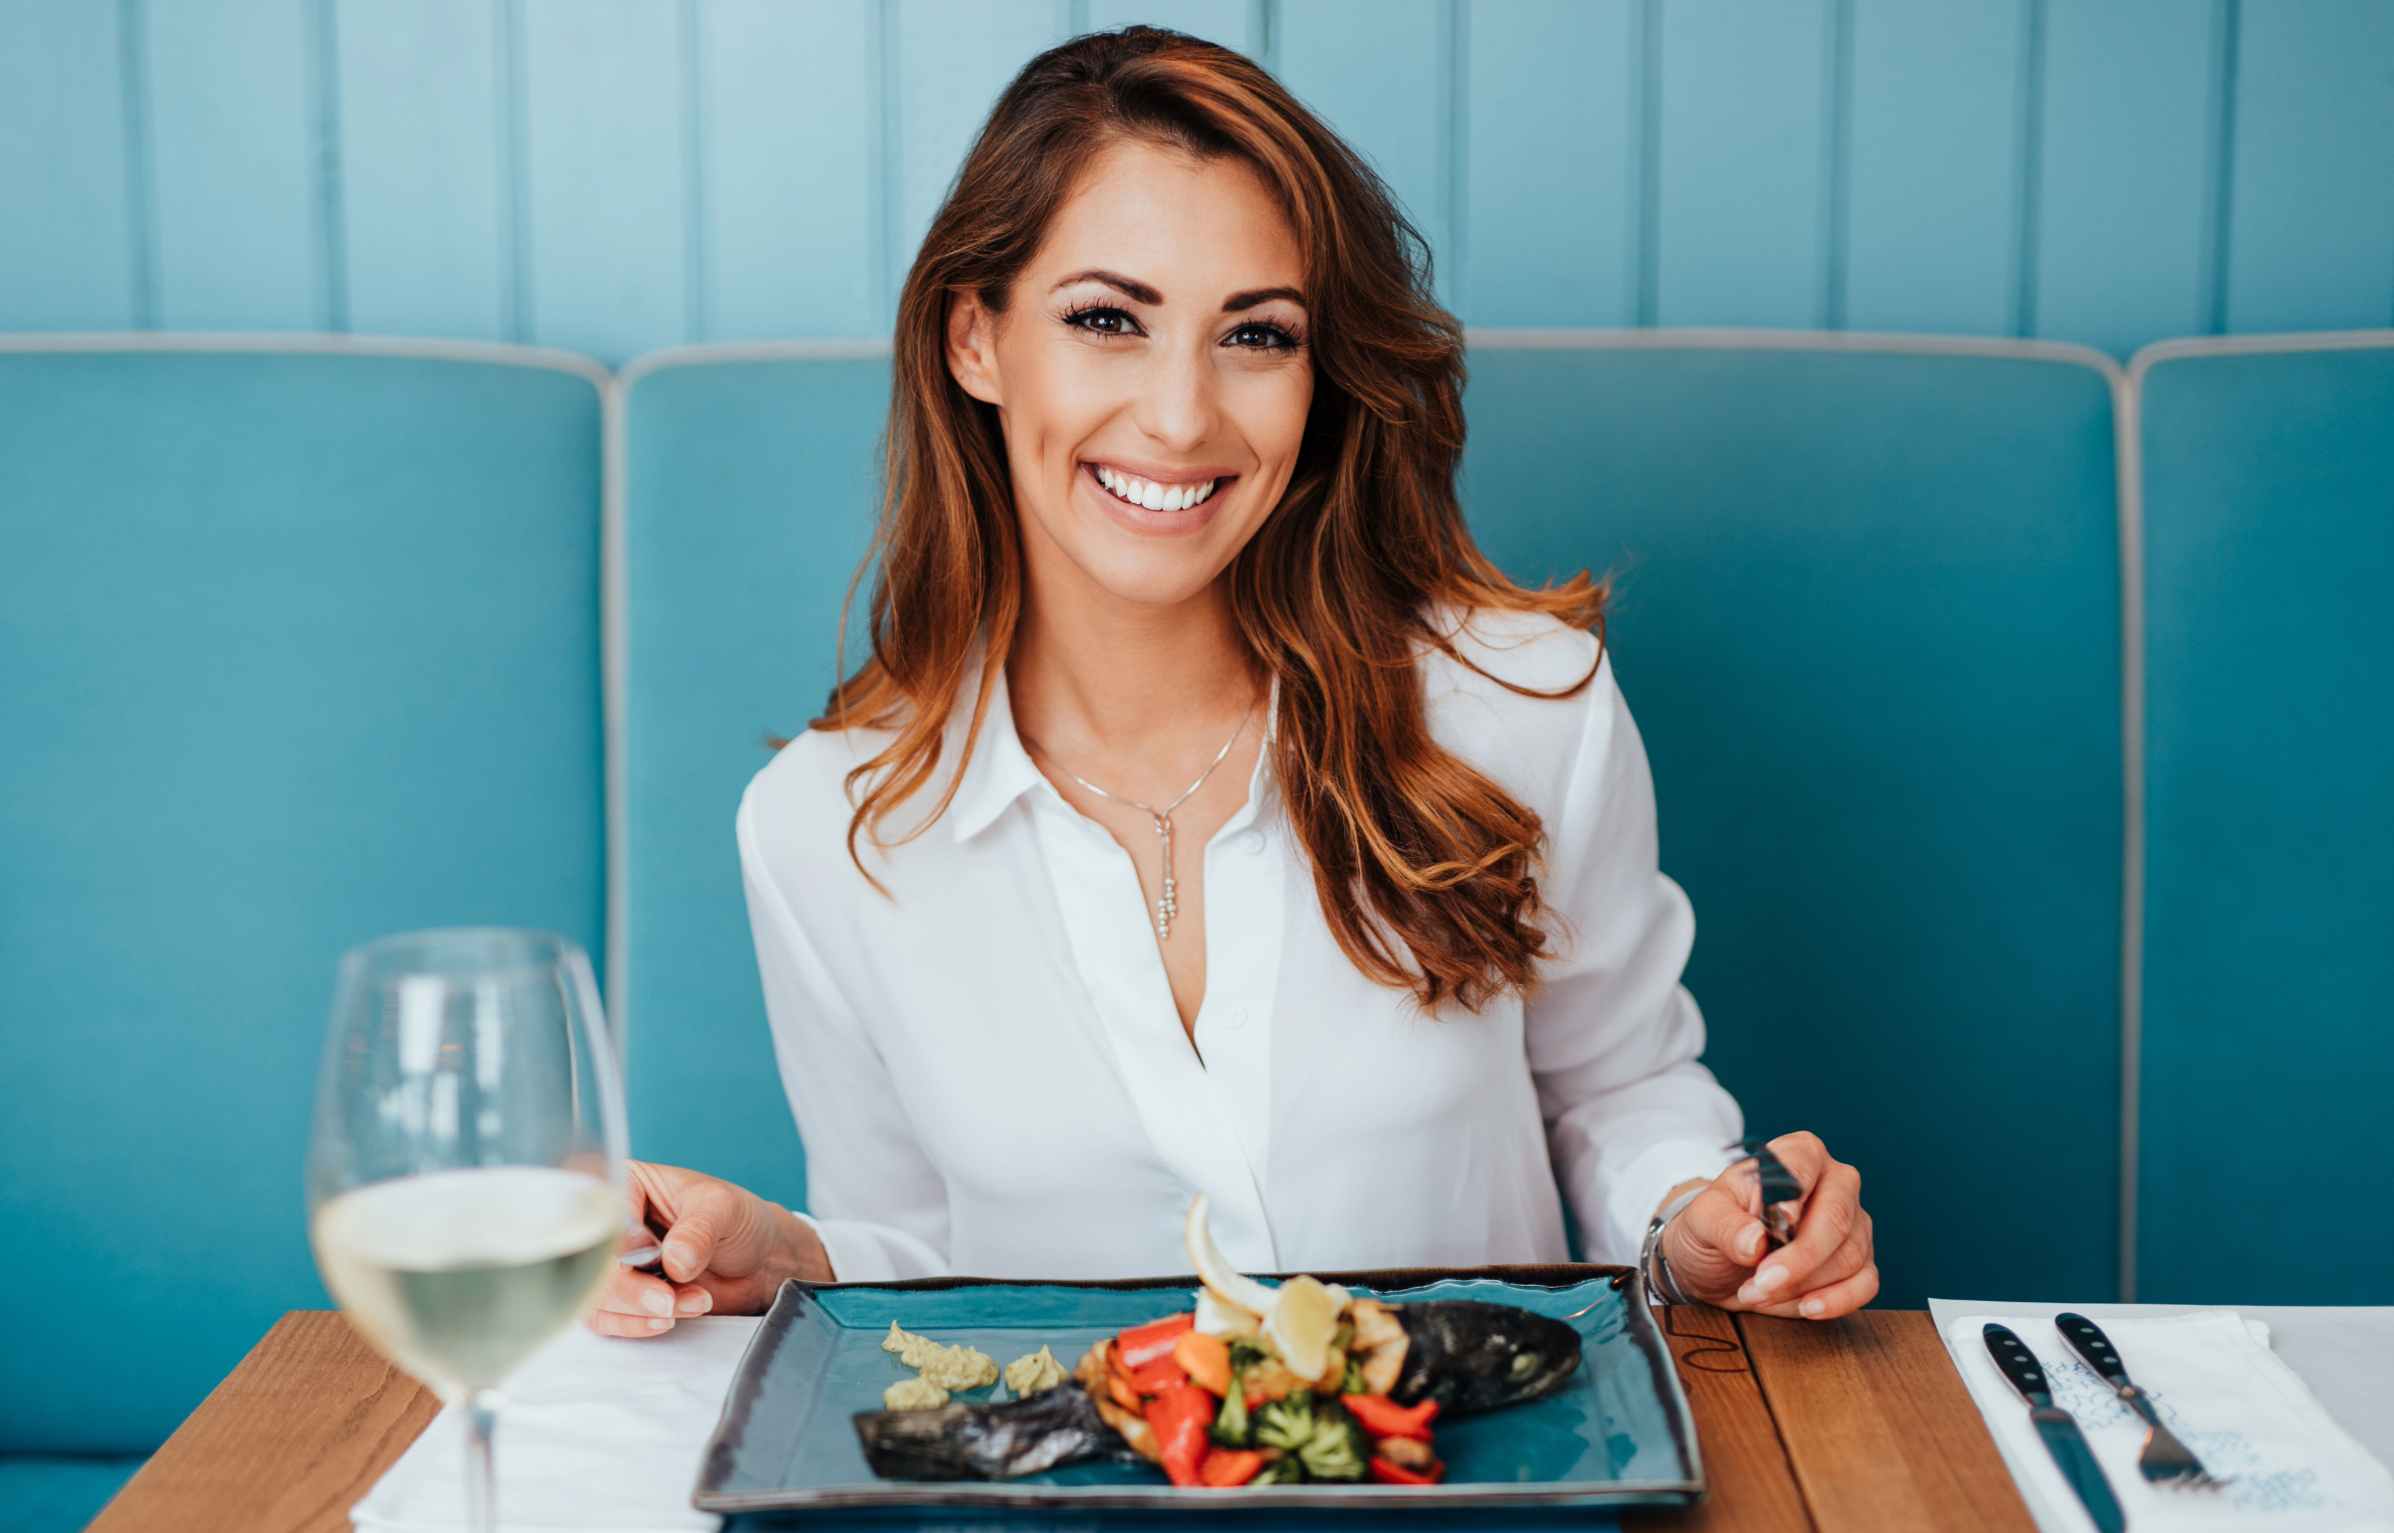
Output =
[
  {"x1": 1254, "y1": 1454, "x2": 1304, "y2": 1485},
  {"x1": 1252, "y1": 1390, "x2": 1317, "y2": 1452},
  {"x1": 1339, "y1": 1356, "x2": 1366, "y2": 1394},
  {"x1": 1227, "y1": 1340, "x2": 1270, "y2": 1371},
  {"x1": 1297, "y1": 1407, "x2": 1369, "y2": 1482},
  {"x1": 1211, "y1": 1378, "x2": 1251, "y2": 1447}
]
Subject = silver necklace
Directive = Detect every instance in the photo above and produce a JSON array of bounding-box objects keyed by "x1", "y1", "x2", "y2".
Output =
[{"x1": 1027, "y1": 695, "x2": 1258, "y2": 942}]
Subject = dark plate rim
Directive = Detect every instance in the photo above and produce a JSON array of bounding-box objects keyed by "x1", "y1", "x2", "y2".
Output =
[{"x1": 690, "y1": 1262, "x2": 1705, "y2": 1513}]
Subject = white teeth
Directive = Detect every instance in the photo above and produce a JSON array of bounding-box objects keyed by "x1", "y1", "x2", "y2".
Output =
[{"x1": 1092, "y1": 463, "x2": 1218, "y2": 512}]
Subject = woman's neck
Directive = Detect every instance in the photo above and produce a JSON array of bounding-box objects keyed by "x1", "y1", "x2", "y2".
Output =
[{"x1": 1005, "y1": 580, "x2": 1261, "y2": 770}]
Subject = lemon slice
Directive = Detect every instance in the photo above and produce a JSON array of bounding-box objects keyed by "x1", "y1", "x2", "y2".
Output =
[{"x1": 1262, "y1": 1274, "x2": 1340, "y2": 1380}]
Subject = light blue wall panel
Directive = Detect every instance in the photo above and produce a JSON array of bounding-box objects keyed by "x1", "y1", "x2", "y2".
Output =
[
  {"x1": 1843, "y1": 0, "x2": 2025, "y2": 336},
  {"x1": 2225, "y1": 0, "x2": 2394, "y2": 331},
  {"x1": 1462, "y1": 0, "x2": 1638, "y2": 328},
  {"x1": 520, "y1": 0, "x2": 688, "y2": 361},
  {"x1": 0, "y1": 1, "x2": 137, "y2": 329},
  {"x1": 891, "y1": 0, "x2": 1072, "y2": 328},
  {"x1": 2033, "y1": 0, "x2": 2217, "y2": 356},
  {"x1": 1085, "y1": 0, "x2": 1258, "y2": 53},
  {"x1": 1274, "y1": 0, "x2": 1455, "y2": 311},
  {"x1": 336, "y1": 0, "x2": 507, "y2": 340},
  {"x1": 1654, "y1": 0, "x2": 1832, "y2": 328},
  {"x1": 697, "y1": 0, "x2": 878, "y2": 341},
  {"x1": 144, "y1": 0, "x2": 324, "y2": 329}
]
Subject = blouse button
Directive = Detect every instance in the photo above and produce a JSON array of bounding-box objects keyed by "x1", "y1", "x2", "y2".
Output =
[
  {"x1": 1216, "y1": 1003, "x2": 1250, "y2": 1031},
  {"x1": 1234, "y1": 828, "x2": 1266, "y2": 854}
]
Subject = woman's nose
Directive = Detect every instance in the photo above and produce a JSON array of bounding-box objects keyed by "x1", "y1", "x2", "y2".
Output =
[{"x1": 1130, "y1": 344, "x2": 1219, "y2": 451}]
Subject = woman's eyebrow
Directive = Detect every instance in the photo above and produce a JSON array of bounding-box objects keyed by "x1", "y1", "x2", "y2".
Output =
[{"x1": 1051, "y1": 268, "x2": 1306, "y2": 312}]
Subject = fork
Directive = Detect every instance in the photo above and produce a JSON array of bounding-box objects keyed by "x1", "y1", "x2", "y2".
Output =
[{"x1": 2054, "y1": 1312, "x2": 2231, "y2": 1491}]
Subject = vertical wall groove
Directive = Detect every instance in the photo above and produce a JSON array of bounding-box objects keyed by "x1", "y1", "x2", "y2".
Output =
[
  {"x1": 1632, "y1": 0, "x2": 1660, "y2": 327},
  {"x1": 307, "y1": 0, "x2": 348, "y2": 333},
  {"x1": 2011, "y1": 0, "x2": 2047, "y2": 338},
  {"x1": 2200, "y1": 0, "x2": 2240, "y2": 334},
  {"x1": 117, "y1": 0, "x2": 158, "y2": 329},
  {"x1": 1068, "y1": 0, "x2": 1090, "y2": 37},
  {"x1": 873, "y1": 0, "x2": 898, "y2": 335},
  {"x1": 680, "y1": 0, "x2": 706, "y2": 344},
  {"x1": 1445, "y1": 0, "x2": 1466, "y2": 319},
  {"x1": 497, "y1": 0, "x2": 532, "y2": 343},
  {"x1": 1256, "y1": 0, "x2": 1276, "y2": 75},
  {"x1": 1820, "y1": 0, "x2": 1854, "y2": 330}
]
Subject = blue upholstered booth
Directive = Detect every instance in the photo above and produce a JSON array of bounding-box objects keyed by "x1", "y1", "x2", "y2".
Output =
[
  {"x1": 1459, "y1": 337, "x2": 2128, "y2": 1306},
  {"x1": 2132, "y1": 335, "x2": 2394, "y2": 1304},
  {"x1": 7, "y1": 326, "x2": 2386, "y2": 1528},
  {"x1": 0, "y1": 341, "x2": 608, "y2": 1516}
]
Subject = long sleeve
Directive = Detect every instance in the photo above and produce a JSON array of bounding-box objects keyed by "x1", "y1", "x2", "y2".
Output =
[
  {"x1": 736, "y1": 779, "x2": 952, "y2": 1283},
  {"x1": 1526, "y1": 642, "x2": 1743, "y2": 1265}
]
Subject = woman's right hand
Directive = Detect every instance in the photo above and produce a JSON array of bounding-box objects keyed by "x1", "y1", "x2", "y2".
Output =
[{"x1": 587, "y1": 1157, "x2": 833, "y2": 1338}]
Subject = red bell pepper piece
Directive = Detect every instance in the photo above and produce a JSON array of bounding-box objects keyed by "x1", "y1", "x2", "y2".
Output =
[
  {"x1": 1341, "y1": 1393, "x2": 1440, "y2": 1441},
  {"x1": 1198, "y1": 1448, "x2": 1269, "y2": 1487},
  {"x1": 1128, "y1": 1353, "x2": 1190, "y2": 1396},
  {"x1": 1144, "y1": 1382, "x2": 1216, "y2": 1488},
  {"x1": 1369, "y1": 1454, "x2": 1447, "y2": 1485},
  {"x1": 1117, "y1": 1311, "x2": 1197, "y2": 1369}
]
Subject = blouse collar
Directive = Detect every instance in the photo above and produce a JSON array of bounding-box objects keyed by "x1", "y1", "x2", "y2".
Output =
[{"x1": 942, "y1": 629, "x2": 1283, "y2": 844}]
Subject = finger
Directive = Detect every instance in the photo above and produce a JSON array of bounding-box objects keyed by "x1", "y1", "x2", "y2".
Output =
[
  {"x1": 1673, "y1": 1184, "x2": 1771, "y2": 1266},
  {"x1": 585, "y1": 1307, "x2": 678, "y2": 1338},
  {"x1": 1737, "y1": 1160, "x2": 1860, "y2": 1303},
  {"x1": 1746, "y1": 1261, "x2": 1880, "y2": 1321},
  {"x1": 661, "y1": 1180, "x2": 755, "y2": 1283},
  {"x1": 596, "y1": 1264, "x2": 715, "y2": 1320},
  {"x1": 1746, "y1": 1215, "x2": 1871, "y2": 1312},
  {"x1": 1761, "y1": 1131, "x2": 1830, "y2": 1195}
]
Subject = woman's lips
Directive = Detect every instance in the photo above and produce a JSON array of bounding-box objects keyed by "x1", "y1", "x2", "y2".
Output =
[{"x1": 1079, "y1": 460, "x2": 1234, "y2": 538}]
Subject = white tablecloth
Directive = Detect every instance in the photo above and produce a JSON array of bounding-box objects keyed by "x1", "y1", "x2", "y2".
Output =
[
  {"x1": 1931, "y1": 1299, "x2": 2394, "y2": 1533},
  {"x1": 349, "y1": 1317, "x2": 762, "y2": 1532}
]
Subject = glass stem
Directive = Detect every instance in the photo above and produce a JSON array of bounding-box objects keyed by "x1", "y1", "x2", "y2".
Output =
[{"x1": 462, "y1": 1387, "x2": 503, "y2": 1533}]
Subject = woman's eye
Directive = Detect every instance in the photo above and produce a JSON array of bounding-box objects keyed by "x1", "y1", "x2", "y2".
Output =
[
  {"x1": 1063, "y1": 305, "x2": 1137, "y2": 338},
  {"x1": 1228, "y1": 322, "x2": 1302, "y2": 352}
]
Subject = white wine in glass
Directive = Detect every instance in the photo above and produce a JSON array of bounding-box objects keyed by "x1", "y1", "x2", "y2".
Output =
[{"x1": 306, "y1": 928, "x2": 629, "y2": 1532}]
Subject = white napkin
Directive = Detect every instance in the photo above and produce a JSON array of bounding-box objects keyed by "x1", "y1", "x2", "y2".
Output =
[
  {"x1": 1945, "y1": 1310, "x2": 2394, "y2": 1533},
  {"x1": 350, "y1": 1317, "x2": 763, "y2": 1532}
]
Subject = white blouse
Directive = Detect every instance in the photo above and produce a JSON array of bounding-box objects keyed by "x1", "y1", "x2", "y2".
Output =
[{"x1": 734, "y1": 605, "x2": 1743, "y2": 1284}]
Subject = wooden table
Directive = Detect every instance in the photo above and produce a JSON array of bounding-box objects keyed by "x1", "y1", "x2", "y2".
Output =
[{"x1": 88, "y1": 1307, "x2": 2038, "y2": 1531}]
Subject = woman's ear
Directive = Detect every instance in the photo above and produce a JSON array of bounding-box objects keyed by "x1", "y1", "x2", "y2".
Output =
[{"x1": 946, "y1": 289, "x2": 1003, "y2": 407}]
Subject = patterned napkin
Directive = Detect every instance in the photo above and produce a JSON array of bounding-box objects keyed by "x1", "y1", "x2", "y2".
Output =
[
  {"x1": 349, "y1": 1316, "x2": 763, "y2": 1531},
  {"x1": 1945, "y1": 1310, "x2": 2394, "y2": 1532}
]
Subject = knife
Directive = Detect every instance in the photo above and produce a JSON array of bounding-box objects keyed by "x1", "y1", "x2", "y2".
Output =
[{"x1": 1982, "y1": 1322, "x2": 2127, "y2": 1533}]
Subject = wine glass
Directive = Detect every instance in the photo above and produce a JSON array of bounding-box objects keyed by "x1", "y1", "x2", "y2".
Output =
[{"x1": 305, "y1": 927, "x2": 630, "y2": 1533}]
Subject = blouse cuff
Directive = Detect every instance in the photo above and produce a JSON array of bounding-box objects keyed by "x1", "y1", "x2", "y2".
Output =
[
  {"x1": 1602, "y1": 1136, "x2": 1736, "y2": 1265},
  {"x1": 788, "y1": 1207, "x2": 944, "y2": 1285}
]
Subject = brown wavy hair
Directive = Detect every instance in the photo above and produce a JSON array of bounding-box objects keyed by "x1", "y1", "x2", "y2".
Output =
[{"x1": 807, "y1": 24, "x2": 1608, "y2": 1014}]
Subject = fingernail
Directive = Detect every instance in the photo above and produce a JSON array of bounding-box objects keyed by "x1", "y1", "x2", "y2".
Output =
[
  {"x1": 647, "y1": 1316, "x2": 673, "y2": 1331},
  {"x1": 1739, "y1": 1225, "x2": 1765, "y2": 1260},
  {"x1": 642, "y1": 1287, "x2": 674, "y2": 1317},
  {"x1": 1736, "y1": 1280, "x2": 1759, "y2": 1304},
  {"x1": 662, "y1": 1240, "x2": 697, "y2": 1275},
  {"x1": 675, "y1": 1289, "x2": 712, "y2": 1316},
  {"x1": 1752, "y1": 1265, "x2": 1787, "y2": 1296},
  {"x1": 1800, "y1": 1298, "x2": 1825, "y2": 1318}
]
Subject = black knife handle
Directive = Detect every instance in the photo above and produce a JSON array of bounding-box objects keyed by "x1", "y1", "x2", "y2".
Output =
[
  {"x1": 1982, "y1": 1323, "x2": 2054, "y2": 1407},
  {"x1": 2054, "y1": 1312, "x2": 2130, "y2": 1387}
]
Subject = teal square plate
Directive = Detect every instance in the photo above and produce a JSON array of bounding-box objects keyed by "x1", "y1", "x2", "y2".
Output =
[{"x1": 692, "y1": 1264, "x2": 1703, "y2": 1515}]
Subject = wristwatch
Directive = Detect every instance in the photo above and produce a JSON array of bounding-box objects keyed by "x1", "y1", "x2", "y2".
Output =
[{"x1": 1639, "y1": 1185, "x2": 1706, "y2": 1307}]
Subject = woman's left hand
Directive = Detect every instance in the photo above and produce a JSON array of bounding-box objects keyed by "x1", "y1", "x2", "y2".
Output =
[{"x1": 1655, "y1": 1131, "x2": 1877, "y2": 1319}]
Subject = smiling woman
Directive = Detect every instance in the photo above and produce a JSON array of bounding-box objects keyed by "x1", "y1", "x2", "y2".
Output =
[{"x1": 586, "y1": 25, "x2": 1880, "y2": 1346}]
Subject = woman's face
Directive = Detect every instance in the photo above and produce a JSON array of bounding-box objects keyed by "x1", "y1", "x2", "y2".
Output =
[{"x1": 947, "y1": 139, "x2": 1314, "y2": 612}]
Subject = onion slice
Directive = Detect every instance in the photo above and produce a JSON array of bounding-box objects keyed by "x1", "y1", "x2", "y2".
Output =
[{"x1": 1183, "y1": 1193, "x2": 1279, "y2": 1317}]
